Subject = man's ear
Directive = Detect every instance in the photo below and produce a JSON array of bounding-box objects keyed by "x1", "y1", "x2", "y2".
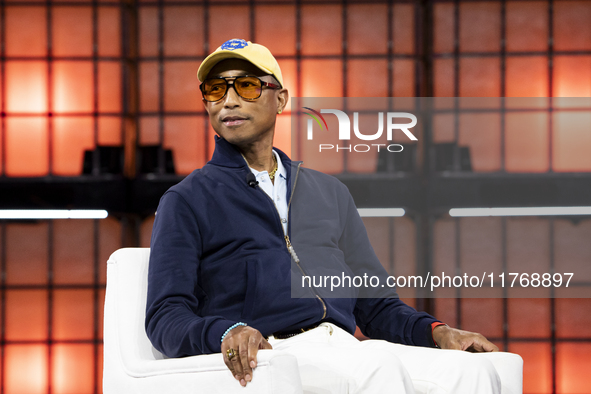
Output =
[{"x1": 277, "y1": 88, "x2": 289, "y2": 114}]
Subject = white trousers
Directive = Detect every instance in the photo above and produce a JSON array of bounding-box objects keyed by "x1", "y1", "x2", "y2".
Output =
[{"x1": 268, "y1": 323, "x2": 505, "y2": 394}]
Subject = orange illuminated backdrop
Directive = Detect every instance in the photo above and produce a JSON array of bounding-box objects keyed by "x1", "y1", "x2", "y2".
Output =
[
  {"x1": 1, "y1": 1, "x2": 591, "y2": 393},
  {"x1": 2, "y1": 5, "x2": 121, "y2": 177}
]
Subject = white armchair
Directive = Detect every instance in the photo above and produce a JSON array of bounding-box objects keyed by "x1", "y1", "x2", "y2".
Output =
[
  {"x1": 103, "y1": 247, "x2": 522, "y2": 394},
  {"x1": 103, "y1": 248, "x2": 303, "y2": 394}
]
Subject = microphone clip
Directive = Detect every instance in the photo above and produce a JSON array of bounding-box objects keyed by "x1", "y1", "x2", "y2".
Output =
[{"x1": 246, "y1": 173, "x2": 259, "y2": 188}]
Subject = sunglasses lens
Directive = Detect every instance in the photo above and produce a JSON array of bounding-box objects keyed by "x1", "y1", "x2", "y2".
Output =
[
  {"x1": 202, "y1": 79, "x2": 227, "y2": 101},
  {"x1": 235, "y1": 77, "x2": 262, "y2": 99}
]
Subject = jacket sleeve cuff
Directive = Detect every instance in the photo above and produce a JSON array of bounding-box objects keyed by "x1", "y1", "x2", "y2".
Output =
[
  {"x1": 204, "y1": 319, "x2": 238, "y2": 354},
  {"x1": 414, "y1": 317, "x2": 441, "y2": 348}
]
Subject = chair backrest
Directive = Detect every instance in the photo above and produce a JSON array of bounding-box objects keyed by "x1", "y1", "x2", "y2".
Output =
[{"x1": 104, "y1": 248, "x2": 164, "y2": 376}]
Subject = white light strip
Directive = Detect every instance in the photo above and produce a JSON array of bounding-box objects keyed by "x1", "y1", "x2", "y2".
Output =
[
  {"x1": 0, "y1": 210, "x2": 109, "y2": 220},
  {"x1": 358, "y1": 208, "x2": 405, "y2": 217},
  {"x1": 449, "y1": 207, "x2": 591, "y2": 217}
]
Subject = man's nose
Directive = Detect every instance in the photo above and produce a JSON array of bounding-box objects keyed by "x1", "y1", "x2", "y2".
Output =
[{"x1": 223, "y1": 84, "x2": 241, "y2": 109}]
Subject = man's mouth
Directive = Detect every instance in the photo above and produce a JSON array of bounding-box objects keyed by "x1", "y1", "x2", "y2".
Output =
[{"x1": 222, "y1": 115, "x2": 248, "y2": 127}]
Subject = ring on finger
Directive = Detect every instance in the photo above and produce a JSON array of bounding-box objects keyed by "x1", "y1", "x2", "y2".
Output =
[{"x1": 226, "y1": 348, "x2": 237, "y2": 361}]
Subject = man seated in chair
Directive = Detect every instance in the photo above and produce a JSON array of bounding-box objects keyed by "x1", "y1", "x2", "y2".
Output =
[{"x1": 145, "y1": 39, "x2": 503, "y2": 393}]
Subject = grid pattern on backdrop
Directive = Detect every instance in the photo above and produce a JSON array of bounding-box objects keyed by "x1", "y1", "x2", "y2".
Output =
[{"x1": 0, "y1": 1, "x2": 590, "y2": 393}]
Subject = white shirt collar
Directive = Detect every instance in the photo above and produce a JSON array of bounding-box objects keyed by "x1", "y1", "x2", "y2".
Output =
[{"x1": 273, "y1": 150, "x2": 287, "y2": 180}]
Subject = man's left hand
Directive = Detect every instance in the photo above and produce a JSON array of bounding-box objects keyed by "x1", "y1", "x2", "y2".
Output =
[{"x1": 432, "y1": 325, "x2": 499, "y2": 352}]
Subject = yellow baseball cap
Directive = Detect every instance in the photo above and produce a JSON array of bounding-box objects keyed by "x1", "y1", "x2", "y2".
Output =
[{"x1": 197, "y1": 39, "x2": 284, "y2": 88}]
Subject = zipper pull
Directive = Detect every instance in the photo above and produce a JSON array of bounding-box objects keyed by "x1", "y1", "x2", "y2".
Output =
[{"x1": 284, "y1": 235, "x2": 300, "y2": 263}]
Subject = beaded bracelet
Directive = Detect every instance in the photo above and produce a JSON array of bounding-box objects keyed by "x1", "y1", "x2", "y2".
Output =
[{"x1": 221, "y1": 322, "x2": 247, "y2": 343}]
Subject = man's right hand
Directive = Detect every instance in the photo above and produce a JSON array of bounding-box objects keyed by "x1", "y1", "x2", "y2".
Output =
[{"x1": 221, "y1": 325, "x2": 273, "y2": 387}]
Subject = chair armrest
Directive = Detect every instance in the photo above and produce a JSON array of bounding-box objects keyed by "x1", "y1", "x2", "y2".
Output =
[
  {"x1": 120, "y1": 349, "x2": 293, "y2": 378},
  {"x1": 476, "y1": 352, "x2": 523, "y2": 394}
]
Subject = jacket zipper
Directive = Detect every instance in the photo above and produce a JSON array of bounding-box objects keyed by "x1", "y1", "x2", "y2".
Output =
[
  {"x1": 244, "y1": 158, "x2": 327, "y2": 320},
  {"x1": 284, "y1": 233, "x2": 327, "y2": 319},
  {"x1": 283, "y1": 162, "x2": 327, "y2": 319}
]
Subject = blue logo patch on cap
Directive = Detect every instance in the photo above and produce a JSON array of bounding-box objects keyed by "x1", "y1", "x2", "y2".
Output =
[{"x1": 221, "y1": 39, "x2": 248, "y2": 51}]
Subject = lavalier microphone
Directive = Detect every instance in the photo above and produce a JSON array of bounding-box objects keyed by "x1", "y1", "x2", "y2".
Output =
[{"x1": 246, "y1": 172, "x2": 259, "y2": 188}]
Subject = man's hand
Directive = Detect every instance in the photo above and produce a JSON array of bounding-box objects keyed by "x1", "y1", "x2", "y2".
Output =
[
  {"x1": 221, "y1": 325, "x2": 273, "y2": 386},
  {"x1": 433, "y1": 325, "x2": 499, "y2": 352}
]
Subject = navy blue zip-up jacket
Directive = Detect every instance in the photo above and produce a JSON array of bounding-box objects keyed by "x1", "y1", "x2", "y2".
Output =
[{"x1": 145, "y1": 136, "x2": 438, "y2": 357}]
